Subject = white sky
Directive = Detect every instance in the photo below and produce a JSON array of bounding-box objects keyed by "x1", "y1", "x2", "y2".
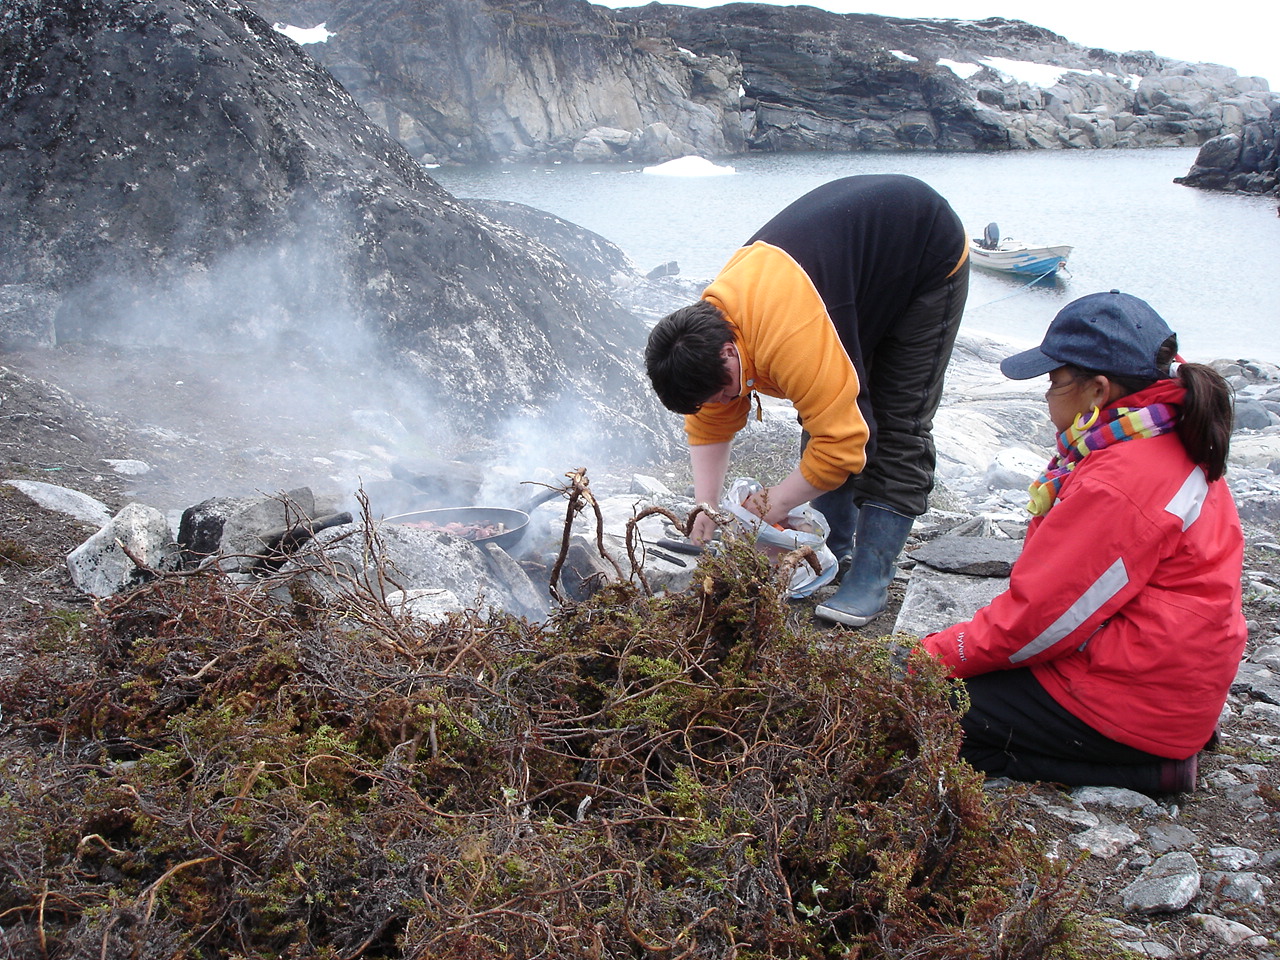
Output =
[{"x1": 595, "y1": 1, "x2": 1278, "y2": 86}]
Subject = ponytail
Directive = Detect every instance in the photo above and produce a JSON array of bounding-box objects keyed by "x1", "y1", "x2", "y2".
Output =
[
  {"x1": 1175, "y1": 361, "x2": 1232, "y2": 481},
  {"x1": 1149, "y1": 335, "x2": 1232, "y2": 481}
]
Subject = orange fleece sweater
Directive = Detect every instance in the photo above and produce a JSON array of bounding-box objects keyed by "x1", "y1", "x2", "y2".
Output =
[{"x1": 685, "y1": 241, "x2": 869, "y2": 492}]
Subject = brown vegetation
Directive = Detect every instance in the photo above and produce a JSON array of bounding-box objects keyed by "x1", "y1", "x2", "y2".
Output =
[{"x1": 0, "y1": 500, "x2": 1125, "y2": 959}]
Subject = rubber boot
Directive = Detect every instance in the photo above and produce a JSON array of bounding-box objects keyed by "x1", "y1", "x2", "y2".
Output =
[
  {"x1": 814, "y1": 504, "x2": 914, "y2": 627},
  {"x1": 812, "y1": 488, "x2": 857, "y2": 564}
]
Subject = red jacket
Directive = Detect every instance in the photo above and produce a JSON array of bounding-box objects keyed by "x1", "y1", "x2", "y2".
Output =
[{"x1": 922, "y1": 382, "x2": 1247, "y2": 759}]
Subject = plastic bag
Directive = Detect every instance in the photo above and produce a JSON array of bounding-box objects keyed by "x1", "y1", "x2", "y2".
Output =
[{"x1": 719, "y1": 478, "x2": 838, "y2": 599}]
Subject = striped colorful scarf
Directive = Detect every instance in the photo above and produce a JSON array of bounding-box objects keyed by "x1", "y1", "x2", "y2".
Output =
[{"x1": 1027, "y1": 403, "x2": 1179, "y2": 516}]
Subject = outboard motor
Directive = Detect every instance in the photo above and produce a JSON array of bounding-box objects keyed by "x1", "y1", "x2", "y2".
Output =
[{"x1": 981, "y1": 222, "x2": 1000, "y2": 250}]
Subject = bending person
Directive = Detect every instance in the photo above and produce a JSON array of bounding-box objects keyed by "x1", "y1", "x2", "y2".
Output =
[
  {"x1": 644, "y1": 175, "x2": 969, "y2": 626},
  {"x1": 921, "y1": 291, "x2": 1246, "y2": 794}
]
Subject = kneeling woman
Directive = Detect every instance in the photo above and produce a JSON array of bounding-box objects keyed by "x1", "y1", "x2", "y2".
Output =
[{"x1": 921, "y1": 291, "x2": 1246, "y2": 794}]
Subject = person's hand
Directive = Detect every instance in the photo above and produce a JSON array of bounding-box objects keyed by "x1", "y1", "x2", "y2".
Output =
[
  {"x1": 689, "y1": 510, "x2": 719, "y2": 546},
  {"x1": 745, "y1": 486, "x2": 790, "y2": 528}
]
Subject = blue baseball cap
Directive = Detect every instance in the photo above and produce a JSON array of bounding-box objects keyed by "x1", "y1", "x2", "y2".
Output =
[{"x1": 1000, "y1": 290, "x2": 1175, "y2": 381}]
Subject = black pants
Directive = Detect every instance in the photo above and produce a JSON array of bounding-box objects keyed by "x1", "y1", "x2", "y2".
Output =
[
  {"x1": 807, "y1": 261, "x2": 969, "y2": 553},
  {"x1": 957, "y1": 669, "x2": 1171, "y2": 793}
]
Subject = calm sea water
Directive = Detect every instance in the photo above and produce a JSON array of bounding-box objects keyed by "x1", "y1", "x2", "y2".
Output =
[{"x1": 432, "y1": 149, "x2": 1280, "y2": 363}]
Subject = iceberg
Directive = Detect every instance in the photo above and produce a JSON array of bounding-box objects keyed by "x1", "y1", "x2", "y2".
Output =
[{"x1": 642, "y1": 156, "x2": 736, "y2": 177}]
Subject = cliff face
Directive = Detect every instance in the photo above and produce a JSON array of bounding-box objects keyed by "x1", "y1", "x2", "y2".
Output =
[
  {"x1": 253, "y1": 0, "x2": 1276, "y2": 164},
  {"x1": 253, "y1": 0, "x2": 743, "y2": 163},
  {"x1": 0, "y1": 0, "x2": 674, "y2": 451},
  {"x1": 627, "y1": 5, "x2": 1277, "y2": 154}
]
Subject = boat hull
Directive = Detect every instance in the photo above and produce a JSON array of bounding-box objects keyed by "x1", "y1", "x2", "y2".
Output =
[{"x1": 970, "y1": 242, "x2": 1072, "y2": 276}]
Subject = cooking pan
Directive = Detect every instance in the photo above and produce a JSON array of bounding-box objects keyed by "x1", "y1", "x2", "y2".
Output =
[{"x1": 384, "y1": 506, "x2": 530, "y2": 551}]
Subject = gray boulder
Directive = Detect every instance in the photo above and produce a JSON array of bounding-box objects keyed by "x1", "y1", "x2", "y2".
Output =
[
  {"x1": 909, "y1": 535, "x2": 1022, "y2": 577},
  {"x1": 6, "y1": 480, "x2": 111, "y2": 527},
  {"x1": 480, "y1": 541, "x2": 550, "y2": 620},
  {"x1": 1233, "y1": 661, "x2": 1280, "y2": 706},
  {"x1": 384, "y1": 588, "x2": 466, "y2": 624},
  {"x1": 572, "y1": 127, "x2": 635, "y2": 163},
  {"x1": 178, "y1": 489, "x2": 319, "y2": 570},
  {"x1": 1176, "y1": 108, "x2": 1279, "y2": 196},
  {"x1": 893, "y1": 563, "x2": 1008, "y2": 638},
  {"x1": 1234, "y1": 398, "x2": 1276, "y2": 430},
  {"x1": 66, "y1": 503, "x2": 175, "y2": 597}
]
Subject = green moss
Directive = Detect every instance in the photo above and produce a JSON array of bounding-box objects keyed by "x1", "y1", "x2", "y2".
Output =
[
  {"x1": 33, "y1": 606, "x2": 89, "y2": 653},
  {"x1": 0, "y1": 536, "x2": 40, "y2": 567}
]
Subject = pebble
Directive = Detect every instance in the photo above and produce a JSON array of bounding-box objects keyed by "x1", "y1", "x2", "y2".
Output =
[
  {"x1": 1071, "y1": 785, "x2": 1167, "y2": 818},
  {"x1": 101, "y1": 458, "x2": 150, "y2": 475},
  {"x1": 1203, "y1": 871, "x2": 1272, "y2": 906},
  {"x1": 1074, "y1": 822, "x2": 1140, "y2": 857},
  {"x1": 1041, "y1": 802, "x2": 1100, "y2": 829},
  {"x1": 1210, "y1": 845, "x2": 1261, "y2": 870},
  {"x1": 1143, "y1": 823, "x2": 1200, "y2": 854},
  {"x1": 1121, "y1": 852, "x2": 1202, "y2": 914},
  {"x1": 1188, "y1": 913, "x2": 1269, "y2": 947}
]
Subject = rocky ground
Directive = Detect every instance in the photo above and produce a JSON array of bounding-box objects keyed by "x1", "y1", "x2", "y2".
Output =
[{"x1": 1, "y1": 342, "x2": 1278, "y2": 958}]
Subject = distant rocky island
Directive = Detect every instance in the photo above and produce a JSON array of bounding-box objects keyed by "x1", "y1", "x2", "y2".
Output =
[{"x1": 250, "y1": 0, "x2": 1278, "y2": 195}]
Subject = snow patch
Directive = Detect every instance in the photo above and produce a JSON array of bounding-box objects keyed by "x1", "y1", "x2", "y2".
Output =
[
  {"x1": 273, "y1": 22, "x2": 334, "y2": 45},
  {"x1": 980, "y1": 56, "x2": 1073, "y2": 87},
  {"x1": 938, "y1": 58, "x2": 983, "y2": 79},
  {"x1": 890, "y1": 50, "x2": 919, "y2": 63},
  {"x1": 942, "y1": 55, "x2": 1136, "y2": 90}
]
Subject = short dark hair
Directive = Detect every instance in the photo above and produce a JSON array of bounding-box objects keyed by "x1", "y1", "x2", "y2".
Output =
[{"x1": 644, "y1": 300, "x2": 735, "y2": 414}]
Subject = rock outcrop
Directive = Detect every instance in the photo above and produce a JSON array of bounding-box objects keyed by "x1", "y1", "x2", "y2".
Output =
[
  {"x1": 250, "y1": 0, "x2": 743, "y2": 164},
  {"x1": 253, "y1": 0, "x2": 1276, "y2": 163},
  {"x1": 0, "y1": 0, "x2": 674, "y2": 454},
  {"x1": 1175, "y1": 105, "x2": 1280, "y2": 196}
]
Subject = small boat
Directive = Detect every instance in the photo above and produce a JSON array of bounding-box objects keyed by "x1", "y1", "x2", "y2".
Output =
[{"x1": 969, "y1": 222, "x2": 1071, "y2": 278}]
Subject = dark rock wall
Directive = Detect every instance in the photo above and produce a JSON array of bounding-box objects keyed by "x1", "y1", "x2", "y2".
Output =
[
  {"x1": 0, "y1": 0, "x2": 676, "y2": 453},
  {"x1": 0, "y1": 0, "x2": 441, "y2": 293},
  {"x1": 1175, "y1": 106, "x2": 1280, "y2": 196},
  {"x1": 254, "y1": 0, "x2": 1277, "y2": 165},
  {"x1": 623, "y1": 4, "x2": 1009, "y2": 152}
]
